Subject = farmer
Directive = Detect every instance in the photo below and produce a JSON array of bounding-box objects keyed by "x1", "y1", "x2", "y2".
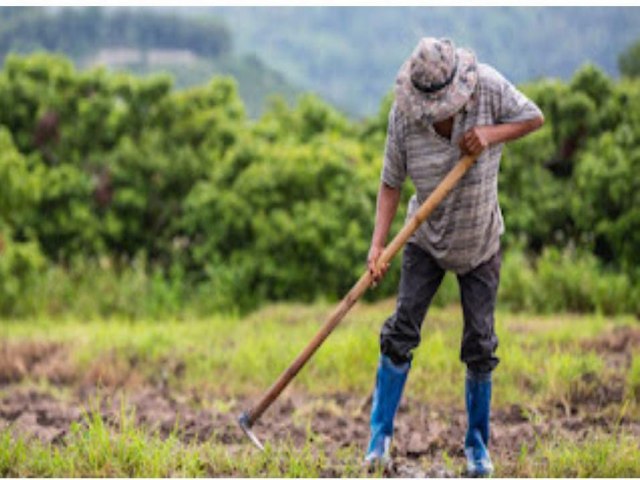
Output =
[{"x1": 364, "y1": 37, "x2": 544, "y2": 476}]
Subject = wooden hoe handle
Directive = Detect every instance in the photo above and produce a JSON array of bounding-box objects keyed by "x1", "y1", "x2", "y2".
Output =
[{"x1": 241, "y1": 154, "x2": 479, "y2": 430}]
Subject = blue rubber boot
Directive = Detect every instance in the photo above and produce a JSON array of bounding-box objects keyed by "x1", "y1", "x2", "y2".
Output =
[
  {"x1": 364, "y1": 354, "x2": 410, "y2": 469},
  {"x1": 464, "y1": 370, "x2": 494, "y2": 477}
]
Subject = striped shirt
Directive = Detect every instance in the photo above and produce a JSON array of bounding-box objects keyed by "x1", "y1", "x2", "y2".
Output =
[{"x1": 382, "y1": 63, "x2": 543, "y2": 274}]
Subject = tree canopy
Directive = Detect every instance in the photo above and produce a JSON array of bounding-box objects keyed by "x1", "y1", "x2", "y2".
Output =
[{"x1": 1, "y1": 53, "x2": 640, "y2": 314}]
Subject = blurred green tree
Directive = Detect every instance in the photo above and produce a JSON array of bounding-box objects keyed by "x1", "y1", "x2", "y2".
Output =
[{"x1": 619, "y1": 38, "x2": 640, "y2": 78}]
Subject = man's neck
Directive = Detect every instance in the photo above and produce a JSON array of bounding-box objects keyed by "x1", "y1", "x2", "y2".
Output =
[{"x1": 433, "y1": 116, "x2": 454, "y2": 140}]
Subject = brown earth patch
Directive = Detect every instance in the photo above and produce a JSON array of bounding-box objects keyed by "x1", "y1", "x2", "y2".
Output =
[
  {"x1": 0, "y1": 389, "x2": 81, "y2": 444},
  {"x1": 0, "y1": 340, "x2": 76, "y2": 385},
  {"x1": 535, "y1": 326, "x2": 640, "y2": 417},
  {"x1": 570, "y1": 324, "x2": 640, "y2": 413},
  {"x1": 581, "y1": 325, "x2": 640, "y2": 371},
  {"x1": 0, "y1": 339, "x2": 169, "y2": 393},
  {"x1": 566, "y1": 371, "x2": 626, "y2": 412},
  {"x1": 581, "y1": 325, "x2": 640, "y2": 355},
  {"x1": 80, "y1": 350, "x2": 147, "y2": 391}
]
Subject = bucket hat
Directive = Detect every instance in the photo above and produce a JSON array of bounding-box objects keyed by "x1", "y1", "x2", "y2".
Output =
[{"x1": 395, "y1": 37, "x2": 478, "y2": 123}]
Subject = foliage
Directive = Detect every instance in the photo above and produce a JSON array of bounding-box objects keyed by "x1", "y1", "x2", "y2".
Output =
[
  {"x1": 501, "y1": 65, "x2": 640, "y2": 280},
  {"x1": 182, "y1": 138, "x2": 376, "y2": 309},
  {"x1": 0, "y1": 126, "x2": 41, "y2": 224},
  {"x1": 0, "y1": 126, "x2": 46, "y2": 316},
  {"x1": 572, "y1": 116, "x2": 640, "y2": 275},
  {"x1": 619, "y1": 37, "x2": 640, "y2": 78},
  {"x1": 1, "y1": 53, "x2": 640, "y2": 317},
  {"x1": 0, "y1": 232, "x2": 46, "y2": 316},
  {"x1": 499, "y1": 246, "x2": 640, "y2": 316}
]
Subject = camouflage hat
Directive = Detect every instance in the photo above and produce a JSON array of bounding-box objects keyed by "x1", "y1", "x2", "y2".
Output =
[{"x1": 395, "y1": 37, "x2": 478, "y2": 123}]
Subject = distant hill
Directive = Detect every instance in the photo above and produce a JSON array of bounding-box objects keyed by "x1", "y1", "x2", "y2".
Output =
[
  {"x1": 2, "y1": 7, "x2": 639, "y2": 119},
  {"x1": 195, "y1": 7, "x2": 640, "y2": 117},
  {"x1": 0, "y1": 7, "x2": 231, "y2": 60},
  {"x1": 0, "y1": 7, "x2": 300, "y2": 117}
]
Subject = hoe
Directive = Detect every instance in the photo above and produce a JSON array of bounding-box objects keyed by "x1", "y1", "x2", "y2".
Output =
[{"x1": 238, "y1": 153, "x2": 479, "y2": 451}]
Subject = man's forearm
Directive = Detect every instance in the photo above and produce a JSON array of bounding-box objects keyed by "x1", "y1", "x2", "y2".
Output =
[
  {"x1": 460, "y1": 115, "x2": 544, "y2": 156},
  {"x1": 372, "y1": 182, "x2": 402, "y2": 248},
  {"x1": 487, "y1": 116, "x2": 544, "y2": 145}
]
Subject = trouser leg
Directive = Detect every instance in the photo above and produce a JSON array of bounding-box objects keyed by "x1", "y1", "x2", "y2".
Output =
[
  {"x1": 380, "y1": 242, "x2": 445, "y2": 364},
  {"x1": 457, "y1": 249, "x2": 501, "y2": 374}
]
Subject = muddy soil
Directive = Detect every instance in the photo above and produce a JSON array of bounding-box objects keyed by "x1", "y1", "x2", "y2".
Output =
[
  {"x1": 3, "y1": 383, "x2": 638, "y2": 477},
  {"x1": 2, "y1": 332, "x2": 640, "y2": 477}
]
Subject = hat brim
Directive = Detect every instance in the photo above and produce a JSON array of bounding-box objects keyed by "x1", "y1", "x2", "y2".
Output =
[{"x1": 394, "y1": 47, "x2": 478, "y2": 123}]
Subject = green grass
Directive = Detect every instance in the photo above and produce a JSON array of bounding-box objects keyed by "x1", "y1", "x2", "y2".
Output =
[
  {"x1": 2, "y1": 300, "x2": 639, "y2": 477},
  {"x1": 511, "y1": 432, "x2": 640, "y2": 477},
  {"x1": 0, "y1": 410, "x2": 356, "y2": 477},
  {"x1": 4, "y1": 418, "x2": 638, "y2": 477},
  {"x1": 1, "y1": 302, "x2": 632, "y2": 408},
  {"x1": 626, "y1": 354, "x2": 640, "y2": 401},
  {"x1": 0, "y1": 411, "x2": 207, "y2": 477}
]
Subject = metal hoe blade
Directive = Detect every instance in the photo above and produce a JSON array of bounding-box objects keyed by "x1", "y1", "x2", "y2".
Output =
[{"x1": 238, "y1": 411, "x2": 265, "y2": 451}]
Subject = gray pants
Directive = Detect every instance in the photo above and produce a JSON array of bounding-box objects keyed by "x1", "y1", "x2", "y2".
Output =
[{"x1": 380, "y1": 242, "x2": 501, "y2": 374}]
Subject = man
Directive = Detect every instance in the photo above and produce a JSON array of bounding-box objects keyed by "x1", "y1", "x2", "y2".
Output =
[{"x1": 364, "y1": 37, "x2": 544, "y2": 476}]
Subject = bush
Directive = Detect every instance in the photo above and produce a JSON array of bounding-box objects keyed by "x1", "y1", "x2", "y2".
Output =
[
  {"x1": 0, "y1": 231, "x2": 46, "y2": 316},
  {"x1": 182, "y1": 135, "x2": 380, "y2": 308},
  {"x1": 499, "y1": 246, "x2": 640, "y2": 315},
  {"x1": 2, "y1": 53, "x2": 640, "y2": 318}
]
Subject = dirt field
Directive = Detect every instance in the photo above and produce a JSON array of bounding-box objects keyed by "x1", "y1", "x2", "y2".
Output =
[{"x1": 2, "y1": 326, "x2": 640, "y2": 476}]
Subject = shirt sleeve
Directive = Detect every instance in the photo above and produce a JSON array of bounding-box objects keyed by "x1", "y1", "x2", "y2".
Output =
[
  {"x1": 494, "y1": 71, "x2": 543, "y2": 124},
  {"x1": 381, "y1": 103, "x2": 407, "y2": 189}
]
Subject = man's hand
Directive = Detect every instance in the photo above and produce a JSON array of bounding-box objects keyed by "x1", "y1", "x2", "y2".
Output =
[
  {"x1": 368, "y1": 182, "x2": 401, "y2": 287},
  {"x1": 459, "y1": 116, "x2": 545, "y2": 156},
  {"x1": 368, "y1": 244, "x2": 389, "y2": 287},
  {"x1": 459, "y1": 126, "x2": 493, "y2": 156}
]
